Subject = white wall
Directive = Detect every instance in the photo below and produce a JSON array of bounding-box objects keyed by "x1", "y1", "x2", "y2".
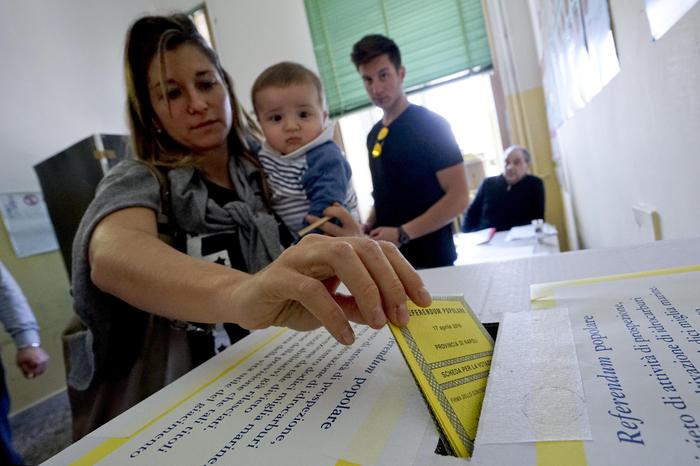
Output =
[
  {"x1": 155, "y1": 0, "x2": 319, "y2": 113},
  {"x1": 556, "y1": 1, "x2": 700, "y2": 248},
  {"x1": 10, "y1": 0, "x2": 697, "y2": 252},
  {"x1": 0, "y1": 0, "x2": 316, "y2": 192},
  {"x1": 0, "y1": 0, "x2": 156, "y2": 192},
  {"x1": 487, "y1": 0, "x2": 542, "y2": 94}
]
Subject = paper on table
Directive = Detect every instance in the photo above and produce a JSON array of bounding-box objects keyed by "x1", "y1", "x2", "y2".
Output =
[
  {"x1": 475, "y1": 309, "x2": 591, "y2": 445},
  {"x1": 460, "y1": 228, "x2": 496, "y2": 246},
  {"x1": 505, "y1": 224, "x2": 556, "y2": 241},
  {"x1": 69, "y1": 326, "x2": 434, "y2": 466}
]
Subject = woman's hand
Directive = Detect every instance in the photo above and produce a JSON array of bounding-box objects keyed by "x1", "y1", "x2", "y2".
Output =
[
  {"x1": 306, "y1": 204, "x2": 363, "y2": 237},
  {"x1": 230, "y1": 234, "x2": 432, "y2": 345}
]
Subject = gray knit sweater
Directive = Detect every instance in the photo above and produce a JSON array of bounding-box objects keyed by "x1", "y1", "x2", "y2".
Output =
[{"x1": 68, "y1": 155, "x2": 282, "y2": 391}]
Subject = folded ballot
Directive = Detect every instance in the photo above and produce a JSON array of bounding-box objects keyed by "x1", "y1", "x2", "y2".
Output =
[{"x1": 389, "y1": 295, "x2": 494, "y2": 458}]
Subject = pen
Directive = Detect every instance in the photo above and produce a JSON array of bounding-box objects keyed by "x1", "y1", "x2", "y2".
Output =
[{"x1": 297, "y1": 215, "x2": 332, "y2": 237}]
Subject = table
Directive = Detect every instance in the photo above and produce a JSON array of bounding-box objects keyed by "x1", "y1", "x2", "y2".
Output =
[
  {"x1": 453, "y1": 226, "x2": 559, "y2": 266},
  {"x1": 423, "y1": 236, "x2": 700, "y2": 323},
  {"x1": 43, "y1": 237, "x2": 700, "y2": 465}
]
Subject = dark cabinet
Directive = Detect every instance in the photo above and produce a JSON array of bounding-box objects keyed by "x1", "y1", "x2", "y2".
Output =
[{"x1": 34, "y1": 134, "x2": 131, "y2": 277}]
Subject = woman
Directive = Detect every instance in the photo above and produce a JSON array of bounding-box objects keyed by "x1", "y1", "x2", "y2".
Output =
[{"x1": 66, "y1": 14, "x2": 430, "y2": 439}]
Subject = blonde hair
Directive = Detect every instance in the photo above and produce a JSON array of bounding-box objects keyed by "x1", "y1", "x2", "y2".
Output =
[{"x1": 124, "y1": 14, "x2": 262, "y2": 169}]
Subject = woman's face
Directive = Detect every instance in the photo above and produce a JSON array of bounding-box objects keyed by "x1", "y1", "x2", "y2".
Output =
[{"x1": 147, "y1": 43, "x2": 232, "y2": 154}]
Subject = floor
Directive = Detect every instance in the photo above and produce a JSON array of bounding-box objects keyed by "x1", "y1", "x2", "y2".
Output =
[{"x1": 9, "y1": 390, "x2": 72, "y2": 465}]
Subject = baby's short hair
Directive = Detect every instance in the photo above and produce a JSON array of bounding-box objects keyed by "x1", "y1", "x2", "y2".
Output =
[{"x1": 252, "y1": 62, "x2": 324, "y2": 111}]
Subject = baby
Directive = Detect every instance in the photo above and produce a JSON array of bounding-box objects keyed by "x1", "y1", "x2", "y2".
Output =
[{"x1": 251, "y1": 61, "x2": 359, "y2": 235}]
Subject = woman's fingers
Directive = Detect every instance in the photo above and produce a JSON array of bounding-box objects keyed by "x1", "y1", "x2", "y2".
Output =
[
  {"x1": 378, "y1": 240, "x2": 432, "y2": 308},
  {"x1": 287, "y1": 273, "x2": 356, "y2": 344},
  {"x1": 291, "y1": 235, "x2": 426, "y2": 328},
  {"x1": 347, "y1": 239, "x2": 410, "y2": 326},
  {"x1": 243, "y1": 265, "x2": 352, "y2": 343},
  {"x1": 294, "y1": 237, "x2": 389, "y2": 329},
  {"x1": 242, "y1": 234, "x2": 429, "y2": 346}
]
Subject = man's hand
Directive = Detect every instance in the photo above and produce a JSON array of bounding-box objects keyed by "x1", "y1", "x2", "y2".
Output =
[
  {"x1": 369, "y1": 226, "x2": 401, "y2": 247},
  {"x1": 16, "y1": 346, "x2": 49, "y2": 379}
]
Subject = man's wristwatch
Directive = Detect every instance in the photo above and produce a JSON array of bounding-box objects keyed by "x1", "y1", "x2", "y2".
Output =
[{"x1": 397, "y1": 225, "x2": 411, "y2": 246}]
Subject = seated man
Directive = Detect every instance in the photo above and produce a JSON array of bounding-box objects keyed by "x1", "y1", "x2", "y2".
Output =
[{"x1": 462, "y1": 145, "x2": 545, "y2": 232}]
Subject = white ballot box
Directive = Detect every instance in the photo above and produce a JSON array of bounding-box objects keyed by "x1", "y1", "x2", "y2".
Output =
[{"x1": 44, "y1": 237, "x2": 700, "y2": 465}]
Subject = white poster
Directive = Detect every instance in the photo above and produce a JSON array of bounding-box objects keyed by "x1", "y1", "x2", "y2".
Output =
[
  {"x1": 0, "y1": 192, "x2": 58, "y2": 258},
  {"x1": 534, "y1": 267, "x2": 700, "y2": 464},
  {"x1": 645, "y1": 0, "x2": 700, "y2": 40},
  {"x1": 56, "y1": 326, "x2": 435, "y2": 466}
]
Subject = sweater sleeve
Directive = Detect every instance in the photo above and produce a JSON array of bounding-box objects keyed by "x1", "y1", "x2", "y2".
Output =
[
  {"x1": 533, "y1": 176, "x2": 545, "y2": 220},
  {"x1": 302, "y1": 141, "x2": 352, "y2": 218},
  {"x1": 463, "y1": 181, "x2": 485, "y2": 232},
  {"x1": 0, "y1": 261, "x2": 40, "y2": 349}
]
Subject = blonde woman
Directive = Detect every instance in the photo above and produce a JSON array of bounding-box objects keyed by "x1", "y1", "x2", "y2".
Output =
[{"x1": 67, "y1": 13, "x2": 430, "y2": 439}]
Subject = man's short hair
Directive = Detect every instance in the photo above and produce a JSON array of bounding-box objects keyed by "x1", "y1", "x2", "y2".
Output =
[
  {"x1": 503, "y1": 145, "x2": 532, "y2": 164},
  {"x1": 251, "y1": 61, "x2": 324, "y2": 111},
  {"x1": 351, "y1": 34, "x2": 402, "y2": 70}
]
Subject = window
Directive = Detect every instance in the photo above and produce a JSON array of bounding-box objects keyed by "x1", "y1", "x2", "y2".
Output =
[
  {"x1": 304, "y1": 0, "x2": 492, "y2": 116},
  {"x1": 189, "y1": 4, "x2": 215, "y2": 49}
]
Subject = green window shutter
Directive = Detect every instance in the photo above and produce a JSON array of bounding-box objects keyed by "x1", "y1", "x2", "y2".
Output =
[{"x1": 304, "y1": 0, "x2": 492, "y2": 117}]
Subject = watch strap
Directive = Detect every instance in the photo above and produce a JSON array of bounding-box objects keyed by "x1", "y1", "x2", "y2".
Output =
[{"x1": 397, "y1": 225, "x2": 411, "y2": 245}]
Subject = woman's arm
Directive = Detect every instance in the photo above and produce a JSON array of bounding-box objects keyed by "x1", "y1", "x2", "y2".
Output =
[
  {"x1": 89, "y1": 207, "x2": 431, "y2": 345},
  {"x1": 89, "y1": 207, "x2": 247, "y2": 323}
]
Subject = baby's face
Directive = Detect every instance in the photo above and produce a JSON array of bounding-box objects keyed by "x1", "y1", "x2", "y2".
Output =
[{"x1": 255, "y1": 83, "x2": 326, "y2": 155}]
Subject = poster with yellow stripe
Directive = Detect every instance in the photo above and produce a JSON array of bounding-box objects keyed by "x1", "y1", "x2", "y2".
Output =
[
  {"x1": 45, "y1": 326, "x2": 437, "y2": 466},
  {"x1": 476, "y1": 265, "x2": 700, "y2": 466}
]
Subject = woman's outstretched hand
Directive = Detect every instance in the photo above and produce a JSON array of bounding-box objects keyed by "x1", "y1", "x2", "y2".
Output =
[{"x1": 231, "y1": 234, "x2": 432, "y2": 345}]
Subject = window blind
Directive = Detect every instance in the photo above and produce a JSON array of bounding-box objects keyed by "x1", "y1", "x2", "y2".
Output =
[{"x1": 304, "y1": 0, "x2": 492, "y2": 116}]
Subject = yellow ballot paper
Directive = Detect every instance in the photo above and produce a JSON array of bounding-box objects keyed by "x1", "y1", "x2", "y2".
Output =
[{"x1": 389, "y1": 295, "x2": 494, "y2": 458}]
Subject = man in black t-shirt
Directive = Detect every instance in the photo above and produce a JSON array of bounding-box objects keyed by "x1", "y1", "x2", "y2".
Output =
[{"x1": 351, "y1": 35, "x2": 469, "y2": 269}]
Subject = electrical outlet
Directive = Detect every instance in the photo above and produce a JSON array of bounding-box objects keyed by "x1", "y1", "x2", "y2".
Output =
[{"x1": 632, "y1": 204, "x2": 661, "y2": 242}]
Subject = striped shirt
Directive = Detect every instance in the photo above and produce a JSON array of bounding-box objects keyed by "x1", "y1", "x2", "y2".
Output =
[{"x1": 258, "y1": 125, "x2": 359, "y2": 233}]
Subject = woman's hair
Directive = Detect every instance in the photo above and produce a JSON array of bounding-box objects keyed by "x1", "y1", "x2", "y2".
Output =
[
  {"x1": 124, "y1": 13, "x2": 262, "y2": 169},
  {"x1": 251, "y1": 62, "x2": 325, "y2": 114}
]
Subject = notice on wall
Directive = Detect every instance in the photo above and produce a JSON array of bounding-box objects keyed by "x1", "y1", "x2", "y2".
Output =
[
  {"x1": 73, "y1": 326, "x2": 434, "y2": 466},
  {"x1": 0, "y1": 192, "x2": 58, "y2": 257},
  {"x1": 530, "y1": 266, "x2": 700, "y2": 465},
  {"x1": 645, "y1": 0, "x2": 700, "y2": 40}
]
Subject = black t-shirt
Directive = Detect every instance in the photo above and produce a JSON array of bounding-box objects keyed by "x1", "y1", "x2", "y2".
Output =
[
  {"x1": 367, "y1": 105, "x2": 463, "y2": 269},
  {"x1": 184, "y1": 177, "x2": 249, "y2": 360},
  {"x1": 197, "y1": 177, "x2": 247, "y2": 270}
]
